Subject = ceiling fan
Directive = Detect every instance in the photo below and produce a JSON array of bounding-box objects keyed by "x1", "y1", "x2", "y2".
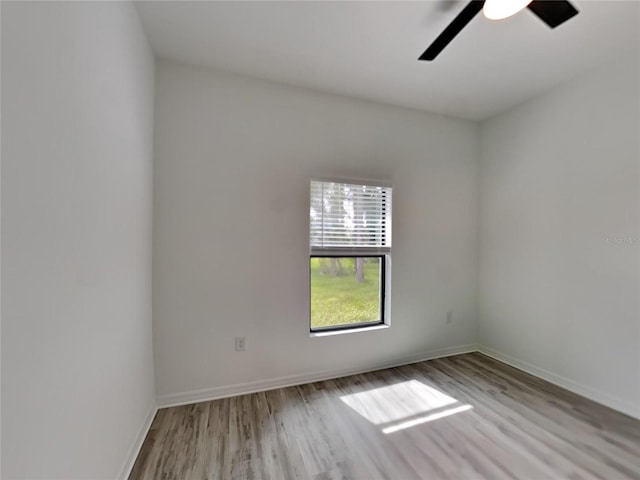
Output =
[{"x1": 419, "y1": 0, "x2": 579, "y2": 61}]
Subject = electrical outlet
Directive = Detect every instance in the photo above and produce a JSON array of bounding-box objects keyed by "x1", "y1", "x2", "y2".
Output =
[
  {"x1": 235, "y1": 336, "x2": 246, "y2": 352},
  {"x1": 446, "y1": 311, "x2": 453, "y2": 324}
]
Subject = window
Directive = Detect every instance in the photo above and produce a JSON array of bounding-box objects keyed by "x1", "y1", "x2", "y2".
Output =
[{"x1": 309, "y1": 179, "x2": 392, "y2": 332}]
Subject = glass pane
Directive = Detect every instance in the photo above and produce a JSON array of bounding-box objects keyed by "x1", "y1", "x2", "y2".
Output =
[{"x1": 310, "y1": 257, "x2": 382, "y2": 330}]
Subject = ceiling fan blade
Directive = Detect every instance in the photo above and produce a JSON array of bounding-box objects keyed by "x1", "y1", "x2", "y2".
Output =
[
  {"x1": 527, "y1": 0, "x2": 578, "y2": 28},
  {"x1": 419, "y1": 0, "x2": 485, "y2": 61}
]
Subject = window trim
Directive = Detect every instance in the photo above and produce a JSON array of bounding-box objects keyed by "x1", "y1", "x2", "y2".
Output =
[{"x1": 310, "y1": 323, "x2": 390, "y2": 337}]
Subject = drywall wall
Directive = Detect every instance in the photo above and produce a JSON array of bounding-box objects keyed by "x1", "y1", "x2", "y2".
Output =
[
  {"x1": 152, "y1": 60, "x2": 479, "y2": 403},
  {"x1": 0, "y1": 4, "x2": 3, "y2": 475},
  {"x1": 478, "y1": 54, "x2": 640, "y2": 418},
  {"x1": 2, "y1": 2, "x2": 156, "y2": 478}
]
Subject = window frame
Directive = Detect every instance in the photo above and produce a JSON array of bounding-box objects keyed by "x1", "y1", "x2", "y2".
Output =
[
  {"x1": 309, "y1": 254, "x2": 387, "y2": 333},
  {"x1": 309, "y1": 178, "x2": 392, "y2": 334}
]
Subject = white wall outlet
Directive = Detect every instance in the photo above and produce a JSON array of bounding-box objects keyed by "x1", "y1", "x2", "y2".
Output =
[
  {"x1": 446, "y1": 311, "x2": 453, "y2": 324},
  {"x1": 235, "y1": 336, "x2": 246, "y2": 351}
]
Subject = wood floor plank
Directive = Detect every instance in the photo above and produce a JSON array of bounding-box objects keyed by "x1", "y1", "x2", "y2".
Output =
[
  {"x1": 130, "y1": 353, "x2": 640, "y2": 479},
  {"x1": 429, "y1": 356, "x2": 639, "y2": 478}
]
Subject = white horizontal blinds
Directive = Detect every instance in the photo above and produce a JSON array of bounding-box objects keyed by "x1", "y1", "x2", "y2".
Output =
[{"x1": 310, "y1": 180, "x2": 392, "y2": 254}]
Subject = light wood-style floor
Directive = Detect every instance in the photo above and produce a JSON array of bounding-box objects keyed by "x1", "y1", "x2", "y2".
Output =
[{"x1": 129, "y1": 353, "x2": 640, "y2": 479}]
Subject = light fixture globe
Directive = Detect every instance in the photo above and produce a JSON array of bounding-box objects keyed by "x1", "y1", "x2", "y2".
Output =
[{"x1": 483, "y1": 0, "x2": 532, "y2": 20}]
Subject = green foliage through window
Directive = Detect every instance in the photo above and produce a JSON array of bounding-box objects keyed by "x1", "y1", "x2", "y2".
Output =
[{"x1": 310, "y1": 257, "x2": 382, "y2": 330}]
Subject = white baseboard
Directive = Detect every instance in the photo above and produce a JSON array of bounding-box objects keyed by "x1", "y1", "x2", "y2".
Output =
[
  {"x1": 117, "y1": 401, "x2": 158, "y2": 480},
  {"x1": 156, "y1": 343, "x2": 478, "y2": 408},
  {"x1": 477, "y1": 344, "x2": 640, "y2": 420}
]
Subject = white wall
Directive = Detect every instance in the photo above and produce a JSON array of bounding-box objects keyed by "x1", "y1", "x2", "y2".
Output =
[
  {"x1": 1, "y1": 2, "x2": 156, "y2": 479},
  {"x1": 153, "y1": 60, "x2": 479, "y2": 403},
  {"x1": 0, "y1": 3, "x2": 3, "y2": 475},
  {"x1": 478, "y1": 55, "x2": 640, "y2": 418}
]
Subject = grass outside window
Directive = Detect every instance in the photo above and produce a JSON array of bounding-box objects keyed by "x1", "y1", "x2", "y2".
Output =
[{"x1": 310, "y1": 256, "x2": 384, "y2": 331}]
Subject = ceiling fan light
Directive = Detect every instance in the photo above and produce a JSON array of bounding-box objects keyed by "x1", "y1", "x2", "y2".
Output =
[{"x1": 483, "y1": 0, "x2": 532, "y2": 20}]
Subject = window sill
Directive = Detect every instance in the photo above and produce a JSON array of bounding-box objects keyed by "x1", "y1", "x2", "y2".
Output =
[{"x1": 310, "y1": 324, "x2": 390, "y2": 338}]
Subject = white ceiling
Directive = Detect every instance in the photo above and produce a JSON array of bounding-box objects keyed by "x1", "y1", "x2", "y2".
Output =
[{"x1": 135, "y1": 0, "x2": 640, "y2": 120}]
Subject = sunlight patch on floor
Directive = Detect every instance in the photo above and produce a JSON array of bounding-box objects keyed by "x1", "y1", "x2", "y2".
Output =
[
  {"x1": 339, "y1": 379, "x2": 469, "y2": 429},
  {"x1": 382, "y1": 404, "x2": 473, "y2": 433}
]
